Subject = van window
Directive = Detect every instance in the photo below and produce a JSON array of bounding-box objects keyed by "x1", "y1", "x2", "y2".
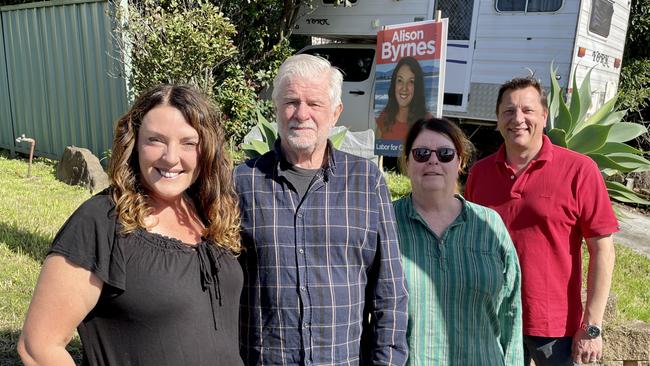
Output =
[
  {"x1": 495, "y1": 0, "x2": 562, "y2": 12},
  {"x1": 589, "y1": 0, "x2": 614, "y2": 38},
  {"x1": 300, "y1": 48, "x2": 375, "y2": 82}
]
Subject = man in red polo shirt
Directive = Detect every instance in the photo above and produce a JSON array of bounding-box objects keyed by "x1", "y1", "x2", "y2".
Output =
[{"x1": 465, "y1": 77, "x2": 618, "y2": 366}]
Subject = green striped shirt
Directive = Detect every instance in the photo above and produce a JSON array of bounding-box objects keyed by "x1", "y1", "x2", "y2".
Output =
[{"x1": 393, "y1": 194, "x2": 523, "y2": 366}]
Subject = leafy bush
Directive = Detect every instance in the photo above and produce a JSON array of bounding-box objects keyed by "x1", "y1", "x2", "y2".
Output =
[
  {"x1": 617, "y1": 0, "x2": 650, "y2": 150},
  {"x1": 119, "y1": 0, "x2": 237, "y2": 97},
  {"x1": 547, "y1": 66, "x2": 650, "y2": 205},
  {"x1": 617, "y1": 59, "x2": 650, "y2": 118},
  {"x1": 114, "y1": 0, "x2": 281, "y2": 144},
  {"x1": 211, "y1": 1, "x2": 306, "y2": 75},
  {"x1": 385, "y1": 172, "x2": 412, "y2": 201},
  {"x1": 617, "y1": 59, "x2": 650, "y2": 154},
  {"x1": 624, "y1": 0, "x2": 650, "y2": 61},
  {"x1": 215, "y1": 64, "x2": 266, "y2": 144}
]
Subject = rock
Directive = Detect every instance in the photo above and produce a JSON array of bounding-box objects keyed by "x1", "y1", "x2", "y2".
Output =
[
  {"x1": 56, "y1": 146, "x2": 110, "y2": 193},
  {"x1": 604, "y1": 320, "x2": 650, "y2": 362}
]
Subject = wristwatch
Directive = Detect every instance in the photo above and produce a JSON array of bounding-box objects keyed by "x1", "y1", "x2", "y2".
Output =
[{"x1": 581, "y1": 323, "x2": 602, "y2": 338}]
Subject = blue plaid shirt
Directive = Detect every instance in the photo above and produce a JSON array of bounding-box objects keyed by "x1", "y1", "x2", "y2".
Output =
[{"x1": 234, "y1": 142, "x2": 408, "y2": 366}]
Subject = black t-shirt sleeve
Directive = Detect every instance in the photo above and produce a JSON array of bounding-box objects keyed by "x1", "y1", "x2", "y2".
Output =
[{"x1": 49, "y1": 192, "x2": 126, "y2": 290}]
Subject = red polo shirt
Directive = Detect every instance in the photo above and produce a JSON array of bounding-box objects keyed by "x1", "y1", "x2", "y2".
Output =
[{"x1": 465, "y1": 135, "x2": 618, "y2": 337}]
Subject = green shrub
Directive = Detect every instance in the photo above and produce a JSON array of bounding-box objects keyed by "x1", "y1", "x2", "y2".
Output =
[
  {"x1": 115, "y1": 0, "x2": 278, "y2": 144},
  {"x1": 385, "y1": 172, "x2": 412, "y2": 201},
  {"x1": 214, "y1": 64, "x2": 270, "y2": 144},
  {"x1": 120, "y1": 0, "x2": 237, "y2": 97},
  {"x1": 547, "y1": 65, "x2": 650, "y2": 205},
  {"x1": 617, "y1": 59, "x2": 650, "y2": 116}
]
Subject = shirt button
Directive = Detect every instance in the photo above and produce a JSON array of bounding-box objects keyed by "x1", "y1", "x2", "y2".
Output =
[
  {"x1": 303, "y1": 322, "x2": 308, "y2": 328},
  {"x1": 510, "y1": 175, "x2": 515, "y2": 180},
  {"x1": 297, "y1": 213, "x2": 303, "y2": 218},
  {"x1": 300, "y1": 286, "x2": 306, "y2": 291},
  {"x1": 299, "y1": 248, "x2": 304, "y2": 254}
]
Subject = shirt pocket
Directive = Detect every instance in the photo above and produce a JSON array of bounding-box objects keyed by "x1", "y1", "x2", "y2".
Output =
[{"x1": 463, "y1": 248, "x2": 505, "y2": 298}]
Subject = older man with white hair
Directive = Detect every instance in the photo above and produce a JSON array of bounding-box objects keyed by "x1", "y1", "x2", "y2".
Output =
[{"x1": 235, "y1": 54, "x2": 408, "y2": 366}]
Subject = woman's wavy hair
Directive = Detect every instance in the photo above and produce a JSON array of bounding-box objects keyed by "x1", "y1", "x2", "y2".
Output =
[
  {"x1": 108, "y1": 84, "x2": 241, "y2": 254},
  {"x1": 382, "y1": 56, "x2": 427, "y2": 131}
]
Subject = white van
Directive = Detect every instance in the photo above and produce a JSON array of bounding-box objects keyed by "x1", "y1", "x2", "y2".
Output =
[{"x1": 294, "y1": 0, "x2": 630, "y2": 131}]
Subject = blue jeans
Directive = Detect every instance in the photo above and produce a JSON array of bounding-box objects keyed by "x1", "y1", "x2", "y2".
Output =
[{"x1": 523, "y1": 335, "x2": 578, "y2": 366}]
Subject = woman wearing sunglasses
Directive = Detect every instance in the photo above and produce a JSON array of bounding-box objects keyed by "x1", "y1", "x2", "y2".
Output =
[{"x1": 393, "y1": 117, "x2": 523, "y2": 365}]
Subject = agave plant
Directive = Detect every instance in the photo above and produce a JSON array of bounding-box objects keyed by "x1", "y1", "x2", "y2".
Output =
[
  {"x1": 240, "y1": 110, "x2": 348, "y2": 159},
  {"x1": 546, "y1": 65, "x2": 650, "y2": 205}
]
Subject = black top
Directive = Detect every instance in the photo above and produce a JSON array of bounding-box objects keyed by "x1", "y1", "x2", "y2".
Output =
[{"x1": 49, "y1": 191, "x2": 244, "y2": 366}]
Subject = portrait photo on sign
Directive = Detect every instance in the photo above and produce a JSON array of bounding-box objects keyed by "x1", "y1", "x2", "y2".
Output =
[{"x1": 373, "y1": 20, "x2": 446, "y2": 157}]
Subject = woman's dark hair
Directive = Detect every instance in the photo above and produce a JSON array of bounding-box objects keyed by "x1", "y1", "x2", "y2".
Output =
[
  {"x1": 382, "y1": 57, "x2": 427, "y2": 131},
  {"x1": 401, "y1": 117, "x2": 474, "y2": 173}
]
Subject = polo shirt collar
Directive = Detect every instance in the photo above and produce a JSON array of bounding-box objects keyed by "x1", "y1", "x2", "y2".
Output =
[{"x1": 494, "y1": 134, "x2": 555, "y2": 164}]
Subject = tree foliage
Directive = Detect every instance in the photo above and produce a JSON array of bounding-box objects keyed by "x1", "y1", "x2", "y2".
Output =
[
  {"x1": 624, "y1": 0, "x2": 650, "y2": 61},
  {"x1": 112, "y1": 0, "x2": 313, "y2": 144},
  {"x1": 121, "y1": 0, "x2": 237, "y2": 96},
  {"x1": 213, "y1": 1, "x2": 309, "y2": 75},
  {"x1": 617, "y1": 58, "x2": 650, "y2": 118},
  {"x1": 618, "y1": 0, "x2": 650, "y2": 127}
]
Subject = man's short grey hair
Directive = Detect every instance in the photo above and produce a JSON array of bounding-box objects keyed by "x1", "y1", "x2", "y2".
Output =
[{"x1": 272, "y1": 54, "x2": 343, "y2": 111}]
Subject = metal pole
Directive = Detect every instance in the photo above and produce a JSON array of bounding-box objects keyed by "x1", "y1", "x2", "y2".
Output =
[{"x1": 15, "y1": 134, "x2": 36, "y2": 177}]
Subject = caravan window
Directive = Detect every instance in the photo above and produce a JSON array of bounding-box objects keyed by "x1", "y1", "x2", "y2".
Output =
[
  {"x1": 439, "y1": 0, "x2": 474, "y2": 40},
  {"x1": 300, "y1": 48, "x2": 375, "y2": 82},
  {"x1": 495, "y1": 0, "x2": 563, "y2": 12},
  {"x1": 589, "y1": 0, "x2": 614, "y2": 38}
]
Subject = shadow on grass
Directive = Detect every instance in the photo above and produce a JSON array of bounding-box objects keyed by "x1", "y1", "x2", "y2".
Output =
[
  {"x1": 0, "y1": 329, "x2": 21, "y2": 366},
  {"x1": 0, "y1": 329, "x2": 83, "y2": 365},
  {"x1": 0, "y1": 222, "x2": 52, "y2": 262}
]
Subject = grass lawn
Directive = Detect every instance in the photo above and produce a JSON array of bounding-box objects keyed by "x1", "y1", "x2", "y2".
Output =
[
  {"x1": 0, "y1": 151, "x2": 649, "y2": 364},
  {"x1": 0, "y1": 152, "x2": 90, "y2": 365},
  {"x1": 600, "y1": 244, "x2": 650, "y2": 322}
]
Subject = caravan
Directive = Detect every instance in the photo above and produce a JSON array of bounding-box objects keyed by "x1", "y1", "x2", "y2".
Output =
[{"x1": 293, "y1": 0, "x2": 631, "y2": 131}]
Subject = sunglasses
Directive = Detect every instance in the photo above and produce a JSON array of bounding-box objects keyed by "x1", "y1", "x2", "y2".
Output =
[{"x1": 411, "y1": 147, "x2": 457, "y2": 163}]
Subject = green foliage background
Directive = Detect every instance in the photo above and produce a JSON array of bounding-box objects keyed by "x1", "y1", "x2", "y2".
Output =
[
  {"x1": 111, "y1": 0, "x2": 309, "y2": 145},
  {"x1": 618, "y1": 0, "x2": 650, "y2": 128}
]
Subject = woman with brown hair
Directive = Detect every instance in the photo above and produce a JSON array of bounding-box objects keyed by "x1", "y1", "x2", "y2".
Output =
[
  {"x1": 376, "y1": 56, "x2": 430, "y2": 141},
  {"x1": 393, "y1": 117, "x2": 523, "y2": 365},
  {"x1": 18, "y1": 84, "x2": 243, "y2": 365}
]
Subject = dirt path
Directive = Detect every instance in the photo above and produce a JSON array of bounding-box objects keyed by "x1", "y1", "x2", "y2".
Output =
[{"x1": 613, "y1": 203, "x2": 650, "y2": 259}]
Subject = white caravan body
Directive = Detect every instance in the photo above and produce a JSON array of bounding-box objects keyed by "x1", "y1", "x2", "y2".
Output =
[{"x1": 293, "y1": 0, "x2": 630, "y2": 131}]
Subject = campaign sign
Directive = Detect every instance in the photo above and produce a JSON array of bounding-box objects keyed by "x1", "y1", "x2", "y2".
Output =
[{"x1": 374, "y1": 19, "x2": 447, "y2": 157}]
